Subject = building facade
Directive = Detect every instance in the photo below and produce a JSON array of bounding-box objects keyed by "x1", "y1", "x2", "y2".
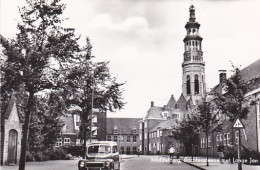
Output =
[
  {"x1": 0, "y1": 95, "x2": 23, "y2": 165},
  {"x1": 198, "y1": 59, "x2": 260, "y2": 156},
  {"x1": 56, "y1": 110, "x2": 107, "y2": 147},
  {"x1": 106, "y1": 118, "x2": 141, "y2": 155}
]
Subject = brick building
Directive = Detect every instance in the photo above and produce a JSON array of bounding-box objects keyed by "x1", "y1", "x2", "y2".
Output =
[
  {"x1": 106, "y1": 118, "x2": 141, "y2": 155},
  {"x1": 56, "y1": 110, "x2": 107, "y2": 147},
  {"x1": 139, "y1": 96, "x2": 189, "y2": 155},
  {"x1": 198, "y1": 59, "x2": 260, "y2": 156},
  {"x1": 0, "y1": 95, "x2": 23, "y2": 165}
]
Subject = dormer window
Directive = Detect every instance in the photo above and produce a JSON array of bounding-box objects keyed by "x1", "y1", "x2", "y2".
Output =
[
  {"x1": 132, "y1": 128, "x2": 137, "y2": 134},
  {"x1": 163, "y1": 111, "x2": 168, "y2": 117},
  {"x1": 114, "y1": 127, "x2": 118, "y2": 134}
]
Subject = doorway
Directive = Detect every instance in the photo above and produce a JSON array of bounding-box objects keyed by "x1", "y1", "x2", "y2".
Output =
[{"x1": 7, "y1": 129, "x2": 18, "y2": 165}]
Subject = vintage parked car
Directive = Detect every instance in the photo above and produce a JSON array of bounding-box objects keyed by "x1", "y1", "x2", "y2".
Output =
[{"x1": 78, "y1": 141, "x2": 120, "y2": 170}]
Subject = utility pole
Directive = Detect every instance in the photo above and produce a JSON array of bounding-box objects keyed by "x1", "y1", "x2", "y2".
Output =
[
  {"x1": 90, "y1": 68, "x2": 95, "y2": 143},
  {"x1": 232, "y1": 117, "x2": 244, "y2": 170}
]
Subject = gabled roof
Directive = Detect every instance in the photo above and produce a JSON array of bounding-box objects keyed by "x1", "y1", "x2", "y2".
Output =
[
  {"x1": 106, "y1": 118, "x2": 142, "y2": 135},
  {"x1": 166, "y1": 95, "x2": 176, "y2": 108},
  {"x1": 210, "y1": 58, "x2": 260, "y2": 94},
  {"x1": 240, "y1": 58, "x2": 260, "y2": 83},
  {"x1": 145, "y1": 106, "x2": 164, "y2": 119},
  {"x1": 4, "y1": 94, "x2": 23, "y2": 123},
  {"x1": 149, "y1": 119, "x2": 177, "y2": 132},
  {"x1": 176, "y1": 93, "x2": 188, "y2": 111}
]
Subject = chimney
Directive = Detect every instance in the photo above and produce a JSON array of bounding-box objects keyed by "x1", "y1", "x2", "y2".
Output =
[
  {"x1": 218, "y1": 70, "x2": 227, "y2": 84},
  {"x1": 151, "y1": 101, "x2": 154, "y2": 107}
]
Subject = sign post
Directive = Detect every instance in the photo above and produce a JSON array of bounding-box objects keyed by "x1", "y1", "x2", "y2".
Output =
[{"x1": 232, "y1": 117, "x2": 244, "y2": 170}]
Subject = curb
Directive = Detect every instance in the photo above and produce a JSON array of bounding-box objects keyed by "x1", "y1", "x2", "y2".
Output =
[{"x1": 181, "y1": 160, "x2": 206, "y2": 170}]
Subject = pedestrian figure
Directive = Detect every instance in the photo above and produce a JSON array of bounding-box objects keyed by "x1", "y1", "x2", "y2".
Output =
[
  {"x1": 218, "y1": 142, "x2": 224, "y2": 164},
  {"x1": 137, "y1": 149, "x2": 140, "y2": 157},
  {"x1": 168, "y1": 145, "x2": 175, "y2": 164}
]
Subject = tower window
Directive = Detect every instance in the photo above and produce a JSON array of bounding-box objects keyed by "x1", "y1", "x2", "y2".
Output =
[
  {"x1": 195, "y1": 75, "x2": 199, "y2": 94},
  {"x1": 187, "y1": 75, "x2": 191, "y2": 95}
]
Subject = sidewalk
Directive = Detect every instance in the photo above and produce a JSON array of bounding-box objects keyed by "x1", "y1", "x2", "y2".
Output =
[{"x1": 180, "y1": 156, "x2": 260, "y2": 170}]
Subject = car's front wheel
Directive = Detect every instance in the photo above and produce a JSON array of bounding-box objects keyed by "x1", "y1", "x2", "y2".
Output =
[{"x1": 117, "y1": 162, "x2": 120, "y2": 170}]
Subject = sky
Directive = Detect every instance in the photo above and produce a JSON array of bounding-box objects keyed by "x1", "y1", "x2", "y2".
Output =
[{"x1": 1, "y1": 0, "x2": 260, "y2": 119}]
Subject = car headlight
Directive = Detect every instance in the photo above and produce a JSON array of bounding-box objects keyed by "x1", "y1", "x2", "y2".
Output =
[
  {"x1": 79, "y1": 161, "x2": 85, "y2": 168},
  {"x1": 105, "y1": 161, "x2": 111, "y2": 168}
]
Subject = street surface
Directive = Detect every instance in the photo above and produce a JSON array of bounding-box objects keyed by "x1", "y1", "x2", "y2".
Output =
[
  {"x1": 0, "y1": 155, "x2": 197, "y2": 170},
  {"x1": 121, "y1": 155, "x2": 198, "y2": 170}
]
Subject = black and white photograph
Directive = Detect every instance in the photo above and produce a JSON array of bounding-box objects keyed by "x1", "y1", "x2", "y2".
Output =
[{"x1": 0, "y1": 0, "x2": 260, "y2": 170}]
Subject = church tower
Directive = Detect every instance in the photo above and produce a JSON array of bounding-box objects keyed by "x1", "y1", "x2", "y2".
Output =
[{"x1": 182, "y1": 5, "x2": 206, "y2": 104}]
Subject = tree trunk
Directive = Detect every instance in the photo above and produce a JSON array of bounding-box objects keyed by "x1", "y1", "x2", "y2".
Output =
[
  {"x1": 19, "y1": 92, "x2": 34, "y2": 170},
  {"x1": 206, "y1": 132, "x2": 209, "y2": 166},
  {"x1": 83, "y1": 121, "x2": 87, "y2": 159}
]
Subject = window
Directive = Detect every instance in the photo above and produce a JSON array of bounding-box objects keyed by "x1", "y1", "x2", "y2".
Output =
[
  {"x1": 133, "y1": 136, "x2": 137, "y2": 142},
  {"x1": 107, "y1": 135, "x2": 111, "y2": 141},
  {"x1": 64, "y1": 138, "x2": 70, "y2": 146},
  {"x1": 114, "y1": 136, "x2": 118, "y2": 142},
  {"x1": 160, "y1": 130, "x2": 162, "y2": 137},
  {"x1": 76, "y1": 139, "x2": 80, "y2": 145},
  {"x1": 56, "y1": 138, "x2": 62, "y2": 147},
  {"x1": 216, "y1": 135, "x2": 219, "y2": 146},
  {"x1": 133, "y1": 147, "x2": 137, "y2": 154},
  {"x1": 127, "y1": 147, "x2": 130, "y2": 154},
  {"x1": 121, "y1": 147, "x2": 124, "y2": 154},
  {"x1": 187, "y1": 75, "x2": 191, "y2": 95},
  {"x1": 132, "y1": 128, "x2": 137, "y2": 134},
  {"x1": 235, "y1": 131, "x2": 239, "y2": 145},
  {"x1": 219, "y1": 134, "x2": 223, "y2": 143},
  {"x1": 157, "y1": 129, "x2": 160, "y2": 138},
  {"x1": 127, "y1": 136, "x2": 130, "y2": 142},
  {"x1": 195, "y1": 75, "x2": 199, "y2": 94},
  {"x1": 227, "y1": 133, "x2": 230, "y2": 145},
  {"x1": 154, "y1": 132, "x2": 157, "y2": 138},
  {"x1": 144, "y1": 121, "x2": 147, "y2": 128},
  {"x1": 223, "y1": 133, "x2": 227, "y2": 146},
  {"x1": 201, "y1": 137, "x2": 205, "y2": 148},
  {"x1": 114, "y1": 128, "x2": 118, "y2": 134},
  {"x1": 208, "y1": 136, "x2": 211, "y2": 148},
  {"x1": 140, "y1": 123, "x2": 142, "y2": 129},
  {"x1": 157, "y1": 142, "x2": 160, "y2": 151},
  {"x1": 139, "y1": 134, "x2": 142, "y2": 140}
]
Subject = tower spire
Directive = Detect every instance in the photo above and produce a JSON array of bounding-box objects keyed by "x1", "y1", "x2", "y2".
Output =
[{"x1": 189, "y1": 4, "x2": 196, "y2": 22}]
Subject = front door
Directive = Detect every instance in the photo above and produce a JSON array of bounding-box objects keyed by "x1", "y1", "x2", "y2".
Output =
[{"x1": 7, "y1": 129, "x2": 18, "y2": 164}]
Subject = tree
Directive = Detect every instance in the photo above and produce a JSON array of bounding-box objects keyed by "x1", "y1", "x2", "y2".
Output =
[
  {"x1": 197, "y1": 98, "x2": 220, "y2": 166},
  {"x1": 214, "y1": 66, "x2": 252, "y2": 170},
  {"x1": 0, "y1": 0, "x2": 78, "y2": 169},
  {"x1": 28, "y1": 92, "x2": 65, "y2": 154},
  {"x1": 172, "y1": 114, "x2": 200, "y2": 160},
  {"x1": 214, "y1": 67, "x2": 250, "y2": 122},
  {"x1": 63, "y1": 38, "x2": 125, "y2": 158}
]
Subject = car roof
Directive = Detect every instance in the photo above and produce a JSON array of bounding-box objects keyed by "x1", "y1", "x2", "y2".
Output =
[{"x1": 88, "y1": 141, "x2": 117, "y2": 146}]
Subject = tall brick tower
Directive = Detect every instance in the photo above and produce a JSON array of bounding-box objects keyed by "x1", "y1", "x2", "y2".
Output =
[{"x1": 182, "y1": 5, "x2": 206, "y2": 104}]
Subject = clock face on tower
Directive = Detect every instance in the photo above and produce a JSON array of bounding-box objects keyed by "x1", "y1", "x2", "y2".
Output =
[{"x1": 185, "y1": 53, "x2": 191, "y2": 61}]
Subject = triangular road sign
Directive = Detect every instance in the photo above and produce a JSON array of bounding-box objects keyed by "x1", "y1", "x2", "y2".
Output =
[{"x1": 233, "y1": 117, "x2": 244, "y2": 128}]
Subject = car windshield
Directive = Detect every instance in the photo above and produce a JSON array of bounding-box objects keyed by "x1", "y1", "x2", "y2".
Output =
[{"x1": 87, "y1": 145, "x2": 111, "y2": 156}]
